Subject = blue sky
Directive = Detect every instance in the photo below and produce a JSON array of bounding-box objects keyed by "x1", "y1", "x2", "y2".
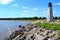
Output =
[{"x1": 0, "y1": 0, "x2": 60, "y2": 18}]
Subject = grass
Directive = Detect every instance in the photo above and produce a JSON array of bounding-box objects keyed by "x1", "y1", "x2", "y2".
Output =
[
  {"x1": 36, "y1": 22, "x2": 60, "y2": 31},
  {"x1": 19, "y1": 19, "x2": 60, "y2": 31}
]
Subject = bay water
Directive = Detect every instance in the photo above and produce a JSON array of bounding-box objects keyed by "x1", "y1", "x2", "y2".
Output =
[{"x1": 0, "y1": 20, "x2": 30, "y2": 40}]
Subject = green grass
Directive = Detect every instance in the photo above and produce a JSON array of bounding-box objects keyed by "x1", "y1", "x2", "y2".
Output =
[{"x1": 36, "y1": 22, "x2": 60, "y2": 31}]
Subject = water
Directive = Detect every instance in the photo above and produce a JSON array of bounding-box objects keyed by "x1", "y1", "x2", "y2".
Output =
[{"x1": 0, "y1": 20, "x2": 30, "y2": 40}]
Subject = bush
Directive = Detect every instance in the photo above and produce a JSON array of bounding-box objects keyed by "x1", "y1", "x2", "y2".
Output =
[{"x1": 36, "y1": 22, "x2": 60, "y2": 30}]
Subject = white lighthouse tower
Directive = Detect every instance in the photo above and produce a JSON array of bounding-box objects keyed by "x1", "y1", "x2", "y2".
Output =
[{"x1": 47, "y1": 2, "x2": 53, "y2": 22}]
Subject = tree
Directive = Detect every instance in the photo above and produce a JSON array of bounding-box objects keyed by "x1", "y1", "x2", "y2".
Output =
[
  {"x1": 54, "y1": 16, "x2": 58, "y2": 19},
  {"x1": 39, "y1": 17, "x2": 42, "y2": 19},
  {"x1": 32, "y1": 16, "x2": 38, "y2": 19},
  {"x1": 59, "y1": 16, "x2": 60, "y2": 19},
  {"x1": 42, "y1": 17, "x2": 46, "y2": 19}
]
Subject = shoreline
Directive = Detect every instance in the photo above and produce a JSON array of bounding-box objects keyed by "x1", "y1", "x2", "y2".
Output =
[{"x1": 6, "y1": 23, "x2": 60, "y2": 40}]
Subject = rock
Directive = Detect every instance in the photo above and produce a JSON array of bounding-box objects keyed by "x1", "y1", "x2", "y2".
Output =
[
  {"x1": 33, "y1": 24, "x2": 38, "y2": 28},
  {"x1": 7, "y1": 24, "x2": 59, "y2": 40},
  {"x1": 43, "y1": 37, "x2": 48, "y2": 40},
  {"x1": 39, "y1": 28, "x2": 45, "y2": 32},
  {"x1": 48, "y1": 29, "x2": 52, "y2": 33},
  {"x1": 43, "y1": 30, "x2": 49, "y2": 36},
  {"x1": 26, "y1": 37, "x2": 32, "y2": 40},
  {"x1": 48, "y1": 31, "x2": 56, "y2": 37},
  {"x1": 19, "y1": 25, "x2": 22, "y2": 28},
  {"x1": 34, "y1": 34, "x2": 43, "y2": 40},
  {"x1": 48, "y1": 38, "x2": 52, "y2": 40},
  {"x1": 53, "y1": 38, "x2": 59, "y2": 40}
]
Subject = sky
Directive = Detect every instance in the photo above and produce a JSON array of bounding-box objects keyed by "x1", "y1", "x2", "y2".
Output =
[{"x1": 0, "y1": 0, "x2": 60, "y2": 18}]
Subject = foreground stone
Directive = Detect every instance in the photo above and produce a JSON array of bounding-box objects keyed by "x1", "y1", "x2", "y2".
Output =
[{"x1": 6, "y1": 23, "x2": 60, "y2": 40}]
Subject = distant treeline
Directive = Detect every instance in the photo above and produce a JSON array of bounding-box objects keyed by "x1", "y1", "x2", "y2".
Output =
[{"x1": 0, "y1": 16, "x2": 60, "y2": 20}]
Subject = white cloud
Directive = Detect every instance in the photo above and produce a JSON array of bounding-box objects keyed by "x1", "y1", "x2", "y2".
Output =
[
  {"x1": 22, "y1": 7, "x2": 28, "y2": 9},
  {"x1": 20, "y1": 7, "x2": 48, "y2": 17},
  {"x1": 43, "y1": 10, "x2": 57, "y2": 14},
  {"x1": 53, "y1": 11, "x2": 57, "y2": 13},
  {"x1": 32, "y1": 8, "x2": 38, "y2": 11},
  {"x1": 54, "y1": 2, "x2": 60, "y2": 5},
  {"x1": 43, "y1": 10, "x2": 48, "y2": 13},
  {"x1": 33, "y1": 12, "x2": 37, "y2": 13},
  {"x1": 13, "y1": 4, "x2": 18, "y2": 7},
  {"x1": 9, "y1": 11, "x2": 15, "y2": 13},
  {"x1": 0, "y1": 0, "x2": 13, "y2": 5},
  {"x1": 23, "y1": 10, "x2": 29, "y2": 13}
]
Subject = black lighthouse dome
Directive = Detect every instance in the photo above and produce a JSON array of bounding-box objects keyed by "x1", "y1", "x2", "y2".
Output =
[{"x1": 48, "y1": 2, "x2": 52, "y2": 7}]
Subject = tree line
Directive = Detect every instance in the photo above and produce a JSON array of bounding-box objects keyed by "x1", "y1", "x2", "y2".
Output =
[{"x1": 0, "y1": 16, "x2": 60, "y2": 20}]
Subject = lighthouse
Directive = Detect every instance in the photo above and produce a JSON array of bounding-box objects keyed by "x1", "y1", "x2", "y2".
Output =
[{"x1": 47, "y1": 2, "x2": 53, "y2": 22}]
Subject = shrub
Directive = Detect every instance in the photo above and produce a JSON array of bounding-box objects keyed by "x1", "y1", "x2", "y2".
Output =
[{"x1": 36, "y1": 22, "x2": 60, "y2": 30}]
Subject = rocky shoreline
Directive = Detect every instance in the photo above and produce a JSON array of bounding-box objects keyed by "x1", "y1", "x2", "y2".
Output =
[{"x1": 6, "y1": 23, "x2": 60, "y2": 40}]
